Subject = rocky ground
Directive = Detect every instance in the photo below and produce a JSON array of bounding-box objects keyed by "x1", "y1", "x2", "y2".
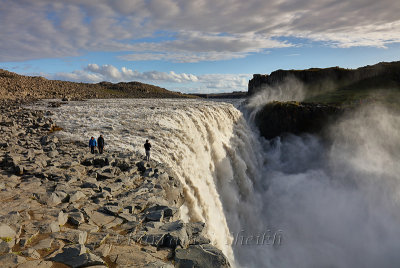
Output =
[{"x1": 0, "y1": 101, "x2": 230, "y2": 268}]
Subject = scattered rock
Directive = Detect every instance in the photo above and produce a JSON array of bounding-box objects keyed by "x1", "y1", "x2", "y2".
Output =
[
  {"x1": 58, "y1": 211, "x2": 68, "y2": 226},
  {"x1": 69, "y1": 191, "x2": 86, "y2": 202},
  {"x1": 174, "y1": 244, "x2": 231, "y2": 268},
  {"x1": 53, "y1": 229, "x2": 87, "y2": 244},
  {"x1": 136, "y1": 161, "x2": 147, "y2": 172},
  {"x1": 108, "y1": 245, "x2": 172, "y2": 268},
  {"x1": 17, "y1": 260, "x2": 53, "y2": 268},
  {"x1": 50, "y1": 244, "x2": 104, "y2": 268},
  {"x1": 93, "y1": 157, "x2": 109, "y2": 167},
  {"x1": 33, "y1": 238, "x2": 53, "y2": 250},
  {"x1": 0, "y1": 253, "x2": 27, "y2": 268},
  {"x1": 0, "y1": 240, "x2": 11, "y2": 253},
  {"x1": 23, "y1": 248, "x2": 41, "y2": 259},
  {"x1": 0, "y1": 223, "x2": 17, "y2": 238},
  {"x1": 68, "y1": 211, "x2": 85, "y2": 226}
]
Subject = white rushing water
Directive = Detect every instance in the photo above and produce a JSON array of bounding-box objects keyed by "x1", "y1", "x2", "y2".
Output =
[{"x1": 37, "y1": 98, "x2": 400, "y2": 268}]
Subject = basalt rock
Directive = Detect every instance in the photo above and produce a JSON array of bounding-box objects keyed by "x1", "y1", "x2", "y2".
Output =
[
  {"x1": 174, "y1": 244, "x2": 231, "y2": 268},
  {"x1": 254, "y1": 101, "x2": 344, "y2": 139}
]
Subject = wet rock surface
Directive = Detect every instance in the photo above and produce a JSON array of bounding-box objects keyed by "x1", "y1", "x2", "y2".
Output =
[
  {"x1": 0, "y1": 101, "x2": 230, "y2": 267},
  {"x1": 254, "y1": 101, "x2": 344, "y2": 139}
]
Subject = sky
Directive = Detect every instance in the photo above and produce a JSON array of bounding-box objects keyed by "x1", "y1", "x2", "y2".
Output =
[{"x1": 1, "y1": 0, "x2": 400, "y2": 93}]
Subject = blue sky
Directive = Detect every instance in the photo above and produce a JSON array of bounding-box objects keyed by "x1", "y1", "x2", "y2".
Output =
[{"x1": 1, "y1": 0, "x2": 400, "y2": 93}]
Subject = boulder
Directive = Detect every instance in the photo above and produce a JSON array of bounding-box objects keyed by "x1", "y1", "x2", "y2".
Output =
[
  {"x1": 50, "y1": 244, "x2": 104, "y2": 268},
  {"x1": 40, "y1": 135, "x2": 58, "y2": 145},
  {"x1": 81, "y1": 158, "x2": 93, "y2": 166},
  {"x1": 68, "y1": 211, "x2": 85, "y2": 226},
  {"x1": 0, "y1": 240, "x2": 11, "y2": 253},
  {"x1": 0, "y1": 253, "x2": 27, "y2": 268},
  {"x1": 22, "y1": 248, "x2": 41, "y2": 259},
  {"x1": 46, "y1": 192, "x2": 62, "y2": 206},
  {"x1": 174, "y1": 244, "x2": 231, "y2": 268},
  {"x1": 33, "y1": 238, "x2": 54, "y2": 250},
  {"x1": 96, "y1": 172, "x2": 113, "y2": 181},
  {"x1": 78, "y1": 223, "x2": 99, "y2": 233},
  {"x1": 15, "y1": 165, "x2": 24, "y2": 175},
  {"x1": 108, "y1": 245, "x2": 173, "y2": 268},
  {"x1": 53, "y1": 229, "x2": 87, "y2": 244},
  {"x1": 58, "y1": 211, "x2": 69, "y2": 226},
  {"x1": 85, "y1": 210, "x2": 116, "y2": 227},
  {"x1": 143, "y1": 205, "x2": 178, "y2": 222},
  {"x1": 159, "y1": 220, "x2": 189, "y2": 249},
  {"x1": 186, "y1": 222, "x2": 205, "y2": 237},
  {"x1": 93, "y1": 157, "x2": 109, "y2": 167},
  {"x1": 17, "y1": 260, "x2": 53, "y2": 268},
  {"x1": 0, "y1": 223, "x2": 17, "y2": 238},
  {"x1": 48, "y1": 150, "x2": 59, "y2": 158},
  {"x1": 136, "y1": 161, "x2": 147, "y2": 172},
  {"x1": 115, "y1": 160, "x2": 131, "y2": 171},
  {"x1": 69, "y1": 191, "x2": 86, "y2": 202},
  {"x1": 139, "y1": 220, "x2": 189, "y2": 249},
  {"x1": 93, "y1": 243, "x2": 112, "y2": 257},
  {"x1": 41, "y1": 221, "x2": 60, "y2": 233},
  {"x1": 81, "y1": 181, "x2": 100, "y2": 190}
]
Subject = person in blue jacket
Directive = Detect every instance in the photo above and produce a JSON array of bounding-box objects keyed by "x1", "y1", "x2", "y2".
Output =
[{"x1": 89, "y1": 136, "x2": 97, "y2": 154}]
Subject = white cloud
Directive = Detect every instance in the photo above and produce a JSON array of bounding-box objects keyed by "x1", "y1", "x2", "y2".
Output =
[
  {"x1": 49, "y1": 64, "x2": 250, "y2": 93},
  {"x1": 119, "y1": 52, "x2": 249, "y2": 63},
  {"x1": 118, "y1": 31, "x2": 289, "y2": 62},
  {"x1": 52, "y1": 64, "x2": 199, "y2": 84},
  {"x1": 85, "y1": 64, "x2": 122, "y2": 80},
  {"x1": 1, "y1": 0, "x2": 400, "y2": 62}
]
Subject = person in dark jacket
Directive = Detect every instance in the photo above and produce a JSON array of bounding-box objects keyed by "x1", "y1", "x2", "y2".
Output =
[
  {"x1": 89, "y1": 137, "x2": 97, "y2": 154},
  {"x1": 98, "y1": 135, "x2": 105, "y2": 154},
  {"x1": 144, "y1": 139, "x2": 151, "y2": 161}
]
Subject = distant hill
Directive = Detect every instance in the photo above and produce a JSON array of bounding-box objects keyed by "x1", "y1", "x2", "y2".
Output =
[
  {"x1": 248, "y1": 61, "x2": 400, "y2": 106},
  {"x1": 0, "y1": 69, "x2": 194, "y2": 101}
]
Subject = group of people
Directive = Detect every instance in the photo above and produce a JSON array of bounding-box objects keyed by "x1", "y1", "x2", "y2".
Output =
[
  {"x1": 89, "y1": 135, "x2": 152, "y2": 161},
  {"x1": 89, "y1": 135, "x2": 105, "y2": 154}
]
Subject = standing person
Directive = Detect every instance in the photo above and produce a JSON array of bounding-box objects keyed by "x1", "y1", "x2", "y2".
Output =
[
  {"x1": 144, "y1": 139, "x2": 151, "y2": 161},
  {"x1": 98, "y1": 135, "x2": 105, "y2": 154},
  {"x1": 89, "y1": 136, "x2": 97, "y2": 154}
]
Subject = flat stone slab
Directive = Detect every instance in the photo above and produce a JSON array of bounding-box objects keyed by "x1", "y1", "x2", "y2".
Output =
[
  {"x1": 53, "y1": 229, "x2": 87, "y2": 244},
  {"x1": 174, "y1": 244, "x2": 231, "y2": 268},
  {"x1": 33, "y1": 238, "x2": 54, "y2": 250},
  {"x1": 50, "y1": 244, "x2": 104, "y2": 268},
  {"x1": 17, "y1": 260, "x2": 53, "y2": 268},
  {"x1": 86, "y1": 210, "x2": 116, "y2": 227},
  {"x1": 108, "y1": 245, "x2": 173, "y2": 267},
  {"x1": 0, "y1": 253, "x2": 27, "y2": 268},
  {"x1": 0, "y1": 223, "x2": 17, "y2": 238}
]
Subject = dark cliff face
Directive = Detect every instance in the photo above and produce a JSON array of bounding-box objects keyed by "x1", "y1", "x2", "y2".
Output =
[
  {"x1": 248, "y1": 61, "x2": 400, "y2": 97},
  {"x1": 249, "y1": 61, "x2": 400, "y2": 139},
  {"x1": 254, "y1": 101, "x2": 344, "y2": 140}
]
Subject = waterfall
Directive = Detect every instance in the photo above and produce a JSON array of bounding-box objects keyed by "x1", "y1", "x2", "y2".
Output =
[
  {"x1": 42, "y1": 99, "x2": 264, "y2": 265},
  {"x1": 42, "y1": 98, "x2": 400, "y2": 268}
]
